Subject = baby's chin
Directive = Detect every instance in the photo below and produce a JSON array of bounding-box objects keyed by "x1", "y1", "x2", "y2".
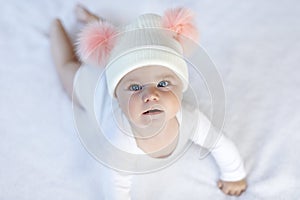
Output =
[
  {"x1": 130, "y1": 113, "x2": 177, "y2": 131},
  {"x1": 131, "y1": 114, "x2": 167, "y2": 128}
]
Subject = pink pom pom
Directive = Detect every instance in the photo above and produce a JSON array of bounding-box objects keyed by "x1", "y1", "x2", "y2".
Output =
[
  {"x1": 162, "y1": 7, "x2": 199, "y2": 44},
  {"x1": 77, "y1": 20, "x2": 118, "y2": 66}
]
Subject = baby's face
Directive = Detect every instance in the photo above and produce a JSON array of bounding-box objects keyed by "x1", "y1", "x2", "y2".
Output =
[{"x1": 115, "y1": 65, "x2": 183, "y2": 128}]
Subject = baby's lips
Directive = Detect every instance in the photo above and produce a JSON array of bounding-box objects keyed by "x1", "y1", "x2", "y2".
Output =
[{"x1": 142, "y1": 109, "x2": 164, "y2": 115}]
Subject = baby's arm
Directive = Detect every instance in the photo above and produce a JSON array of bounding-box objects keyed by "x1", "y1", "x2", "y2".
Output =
[
  {"x1": 210, "y1": 135, "x2": 247, "y2": 196},
  {"x1": 192, "y1": 111, "x2": 247, "y2": 196}
]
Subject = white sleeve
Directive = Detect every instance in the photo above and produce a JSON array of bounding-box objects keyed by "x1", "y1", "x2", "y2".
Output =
[
  {"x1": 102, "y1": 168, "x2": 133, "y2": 200},
  {"x1": 210, "y1": 134, "x2": 247, "y2": 181},
  {"x1": 191, "y1": 111, "x2": 246, "y2": 181}
]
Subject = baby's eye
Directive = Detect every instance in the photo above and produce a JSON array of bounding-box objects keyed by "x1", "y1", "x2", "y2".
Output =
[
  {"x1": 157, "y1": 80, "x2": 169, "y2": 87},
  {"x1": 129, "y1": 84, "x2": 142, "y2": 91}
]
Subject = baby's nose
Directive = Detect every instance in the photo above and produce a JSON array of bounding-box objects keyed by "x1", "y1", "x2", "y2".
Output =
[{"x1": 142, "y1": 86, "x2": 159, "y2": 103}]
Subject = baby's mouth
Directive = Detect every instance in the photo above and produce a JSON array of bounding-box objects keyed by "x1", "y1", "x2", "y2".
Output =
[{"x1": 142, "y1": 109, "x2": 163, "y2": 115}]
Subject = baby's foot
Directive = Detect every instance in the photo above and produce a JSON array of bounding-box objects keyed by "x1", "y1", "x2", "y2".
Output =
[
  {"x1": 75, "y1": 4, "x2": 101, "y2": 23},
  {"x1": 49, "y1": 19, "x2": 64, "y2": 41}
]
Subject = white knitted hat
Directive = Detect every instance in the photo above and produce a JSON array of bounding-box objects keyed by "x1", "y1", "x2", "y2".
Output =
[
  {"x1": 77, "y1": 8, "x2": 199, "y2": 97},
  {"x1": 106, "y1": 14, "x2": 189, "y2": 96}
]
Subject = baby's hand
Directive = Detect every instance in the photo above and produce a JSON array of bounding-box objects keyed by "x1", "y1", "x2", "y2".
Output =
[{"x1": 217, "y1": 178, "x2": 247, "y2": 196}]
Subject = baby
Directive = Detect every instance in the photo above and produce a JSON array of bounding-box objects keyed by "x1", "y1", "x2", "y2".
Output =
[{"x1": 50, "y1": 4, "x2": 247, "y2": 198}]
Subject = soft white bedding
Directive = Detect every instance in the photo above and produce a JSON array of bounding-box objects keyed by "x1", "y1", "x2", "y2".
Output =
[{"x1": 1, "y1": 0, "x2": 300, "y2": 199}]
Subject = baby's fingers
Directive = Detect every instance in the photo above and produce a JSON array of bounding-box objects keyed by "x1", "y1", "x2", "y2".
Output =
[
  {"x1": 217, "y1": 180, "x2": 247, "y2": 196},
  {"x1": 217, "y1": 180, "x2": 223, "y2": 189},
  {"x1": 223, "y1": 188, "x2": 241, "y2": 196}
]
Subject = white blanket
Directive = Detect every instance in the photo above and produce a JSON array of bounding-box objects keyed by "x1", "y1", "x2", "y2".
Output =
[{"x1": 1, "y1": 0, "x2": 300, "y2": 199}]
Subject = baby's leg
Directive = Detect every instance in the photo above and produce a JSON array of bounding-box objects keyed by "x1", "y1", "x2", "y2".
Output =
[
  {"x1": 50, "y1": 5, "x2": 101, "y2": 100},
  {"x1": 50, "y1": 19, "x2": 80, "y2": 100}
]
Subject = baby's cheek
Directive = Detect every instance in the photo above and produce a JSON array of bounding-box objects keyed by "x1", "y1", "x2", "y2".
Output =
[
  {"x1": 170, "y1": 90, "x2": 182, "y2": 104},
  {"x1": 165, "y1": 93, "x2": 181, "y2": 115},
  {"x1": 117, "y1": 97, "x2": 131, "y2": 118},
  {"x1": 172, "y1": 100, "x2": 181, "y2": 114},
  {"x1": 127, "y1": 98, "x2": 141, "y2": 119}
]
